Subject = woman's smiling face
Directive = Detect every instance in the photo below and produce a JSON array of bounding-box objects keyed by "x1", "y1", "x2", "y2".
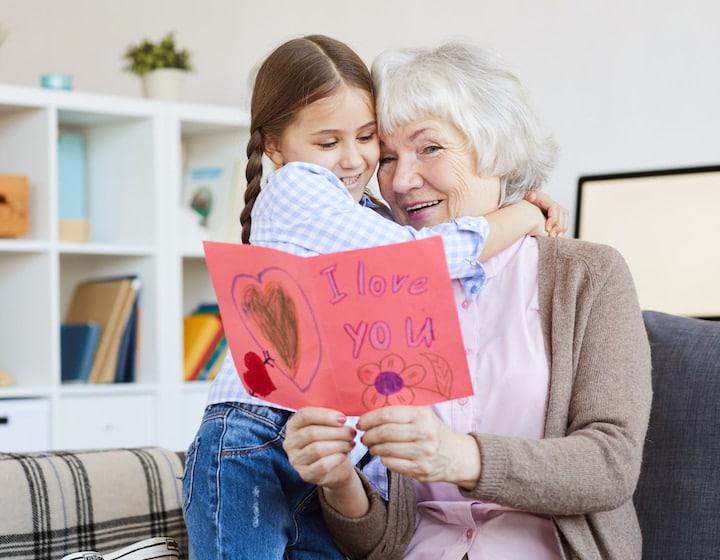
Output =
[{"x1": 376, "y1": 117, "x2": 501, "y2": 228}]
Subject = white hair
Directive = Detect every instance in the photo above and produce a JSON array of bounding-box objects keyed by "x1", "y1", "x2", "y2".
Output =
[{"x1": 371, "y1": 42, "x2": 557, "y2": 205}]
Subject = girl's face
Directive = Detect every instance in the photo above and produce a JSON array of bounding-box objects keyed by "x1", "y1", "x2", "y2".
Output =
[
  {"x1": 266, "y1": 85, "x2": 379, "y2": 202},
  {"x1": 377, "y1": 117, "x2": 501, "y2": 228}
]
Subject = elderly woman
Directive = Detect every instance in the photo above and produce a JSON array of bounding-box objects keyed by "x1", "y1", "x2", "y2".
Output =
[{"x1": 283, "y1": 43, "x2": 652, "y2": 560}]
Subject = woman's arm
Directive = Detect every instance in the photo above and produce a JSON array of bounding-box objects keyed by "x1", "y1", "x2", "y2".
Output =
[
  {"x1": 283, "y1": 408, "x2": 369, "y2": 516},
  {"x1": 357, "y1": 406, "x2": 483, "y2": 488},
  {"x1": 357, "y1": 242, "x2": 652, "y2": 515},
  {"x1": 464, "y1": 240, "x2": 652, "y2": 514},
  {"x1": 283, "y1": 407, "x2": 415, "y2": 559}
]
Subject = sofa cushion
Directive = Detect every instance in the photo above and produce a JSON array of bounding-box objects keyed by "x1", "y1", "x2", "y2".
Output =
[
  {"x1": 634, "y1": 311, "x2": 720, "y2": 559},
  {"x1": 0, "y1": 447, "x2": 187, "y2": 560}
]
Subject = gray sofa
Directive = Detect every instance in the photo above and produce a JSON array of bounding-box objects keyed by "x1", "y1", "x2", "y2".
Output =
[
  {"x1": 633, "y1": 310, "x2": 720, "y2": 559},
  {"x1": 0, "y1": 311, "x2": 718, "y2": 560}
]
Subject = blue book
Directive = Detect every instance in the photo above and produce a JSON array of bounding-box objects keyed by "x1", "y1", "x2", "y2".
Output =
[
  {"x1": 114, "y1": 280, "x2": 141, "y2": 383},
  {"x1": 58, "y1": 132, "x2": 88, "y2": 220},
  {"x1": 197, "y1": 335, "x2": 226, "y2": 381},
  {"x1": 61, "y1": 322, "x2": 101, "y2": 383}
]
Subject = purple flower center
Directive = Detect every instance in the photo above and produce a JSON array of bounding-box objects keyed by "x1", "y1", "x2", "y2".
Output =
[{"x1": 374, "y1": 370, "x2": 404, "y2": 396}]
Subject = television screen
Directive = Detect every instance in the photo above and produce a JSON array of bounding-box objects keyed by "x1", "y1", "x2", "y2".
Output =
[{"x1": 575, "y1": 166, "x2": 720, "y2": 318}]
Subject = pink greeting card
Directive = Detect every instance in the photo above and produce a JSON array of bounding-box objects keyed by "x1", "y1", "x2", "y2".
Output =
[{"x1": 203, "y1": 237, "x2": 473, "y2": 415}]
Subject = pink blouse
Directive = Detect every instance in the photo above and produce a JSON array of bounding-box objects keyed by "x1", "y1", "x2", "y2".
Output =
[{"x1": 404, "y1": 237, "x2": 563, "y2": 559}]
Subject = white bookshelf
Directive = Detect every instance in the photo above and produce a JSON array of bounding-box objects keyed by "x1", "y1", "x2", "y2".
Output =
[{"x1": 0, "y1": 84, "x2": 249, "y2": 452}]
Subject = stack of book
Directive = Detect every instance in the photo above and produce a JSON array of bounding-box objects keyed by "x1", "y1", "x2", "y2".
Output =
[
  {"x1": 61, "y1": 275, "x2": 141, "y2": 384},
  {"x1": 183, "y1": 303, "x2": 226, "y2": 382}
]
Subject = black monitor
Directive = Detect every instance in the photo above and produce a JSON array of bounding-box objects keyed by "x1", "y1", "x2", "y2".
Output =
[{"x1": 575, "y1": 165, "x2": 720, "y2": 319}]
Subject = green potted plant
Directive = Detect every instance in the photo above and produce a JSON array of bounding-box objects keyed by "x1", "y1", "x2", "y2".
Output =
[
  {"x1": 123, "y1": 32, "x2": 193, "y2": 100},
  {"x1": 0, "y1": 25, "x2": 9, "y2": 50}
]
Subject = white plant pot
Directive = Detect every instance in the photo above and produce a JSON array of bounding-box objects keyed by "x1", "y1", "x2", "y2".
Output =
[{"x1": 141, "y1": 68, "x2": 186, "y2": 101}]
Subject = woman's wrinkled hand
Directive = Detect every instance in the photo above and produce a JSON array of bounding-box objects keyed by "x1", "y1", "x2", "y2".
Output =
[
  {"x1": 284, "y1": 407, "x2": 371, "y2": 517},
  {"x1": 283, "y1": 407, "x2": 358, "y2": 491},
  {"x1": 358, "y1": 406, "x2": 481, "y2": 489}
]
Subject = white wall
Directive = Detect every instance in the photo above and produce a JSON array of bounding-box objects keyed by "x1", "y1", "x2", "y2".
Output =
[{"x1": 1, "y1": 0, "x2": 719, "y2": 225}]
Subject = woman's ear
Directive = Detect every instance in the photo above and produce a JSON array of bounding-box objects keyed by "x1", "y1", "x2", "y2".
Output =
[{"x1": 264, "y1": 139, "x2": 285, "y2": 168}]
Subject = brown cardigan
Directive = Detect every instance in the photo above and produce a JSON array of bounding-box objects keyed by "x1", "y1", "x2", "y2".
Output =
[{"x1": 320, "y1": 237, "x2": 653, "y2": 560}]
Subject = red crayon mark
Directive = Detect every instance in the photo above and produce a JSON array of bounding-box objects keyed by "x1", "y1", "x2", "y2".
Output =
[{"x1": 242, "y1": 351, "x2": 277, "y2": 397}]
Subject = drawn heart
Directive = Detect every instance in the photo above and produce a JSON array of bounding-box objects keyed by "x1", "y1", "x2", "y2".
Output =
[
  {"x1": 243, "y1": 282, "x2": 299, "y2": 373},
  {"x1": 231, "y1": 267, "x2": 322, "y2": 393}
]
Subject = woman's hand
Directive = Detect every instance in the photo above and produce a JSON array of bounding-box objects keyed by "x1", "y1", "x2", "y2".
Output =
[
  {"x1": 524, "y1": 190, "x2": 569, "y2": 237},
  {"x1": 284, "y1": 407, "x2": 357, "y2": 489},
  {"x1": 358, "y1": 406, "x2": 482, "y2": 490},
  {"x1": 283, "y1": 407, "x2": 370, "y2": 517}
]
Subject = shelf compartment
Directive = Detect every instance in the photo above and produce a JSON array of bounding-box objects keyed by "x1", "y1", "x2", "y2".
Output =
[
  {"x1": 0, "y1": 252, "x2": 54, "y2": 388},
  {"x1": 0, "y1": 105, "x2": 52, "y2": 242},
  {"x1": 58, "y1": 110, "x2": 157, "y2": 246},
  {"x1": 59, "y1": 253, "x2": 158, "y2": 384}
]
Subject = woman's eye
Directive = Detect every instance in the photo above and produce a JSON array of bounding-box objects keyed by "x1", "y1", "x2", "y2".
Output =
[
  {"x1": 422, "y1": 144, "x2": 442, "y2": 155},
  {"x1": 378, "y1": 156, "x2": 396, "y2": 167}
]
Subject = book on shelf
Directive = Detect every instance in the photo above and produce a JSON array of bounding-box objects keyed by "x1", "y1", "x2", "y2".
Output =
[
  {"x1": 114, "y1": 285, "x2": 141, "y2": 383},
  {"x1": 57, "y1": 131, "x2": 90, "y2": 242},
  {"x1": 180, "y1": 158, "x2": 246, "y2": 249},
  {"x1": 60, "y1": 322, "x2": 101, "y2": 383},
  {"x1": 183, "y1": 303, "x2": 225, "y2": 382},
  {"x1": 64, "y1": 275, "x2": 141, "y2": 384},
  {"x1": 203, "y1": 344, "x2": 227, "y2": 382},
  {"x1": 196, "y1": 335, "x2": 227, "y2": 381}
]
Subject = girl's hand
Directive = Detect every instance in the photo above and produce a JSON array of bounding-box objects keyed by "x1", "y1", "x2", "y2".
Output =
[
  {"x1": 524, "y1": 190, "x2": 569, "y2": 237},
  {"x1": 358, "y1": 406, "x2": 481, "y2": 490}
]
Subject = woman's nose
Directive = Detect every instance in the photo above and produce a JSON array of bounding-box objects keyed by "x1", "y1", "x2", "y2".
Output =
[{"x1": 391, "y1": 157, "x2": 422, "y2": 193}]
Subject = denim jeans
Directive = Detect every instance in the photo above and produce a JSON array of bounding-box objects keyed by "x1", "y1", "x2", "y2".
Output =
[{"x1": 182, "y1": 402, "x2": 347, "y2": 560}]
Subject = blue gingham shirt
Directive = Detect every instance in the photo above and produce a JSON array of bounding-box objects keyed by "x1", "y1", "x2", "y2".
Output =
[{"x1": 206, "y1": 161, "x2": 489, "y2": 497}]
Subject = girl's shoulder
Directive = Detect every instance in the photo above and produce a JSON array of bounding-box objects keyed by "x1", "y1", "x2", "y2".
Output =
[{"x1": 271, "y1": 161, "x2": 337, "y2": 183}]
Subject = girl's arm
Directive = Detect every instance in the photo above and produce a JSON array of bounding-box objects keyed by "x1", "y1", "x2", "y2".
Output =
[
  {"x1": 253, "y1": 163, "x2": 567, "y2": 281},
  {"x1": 480, "y1": 191, "x2": 568, "y2": 260}
]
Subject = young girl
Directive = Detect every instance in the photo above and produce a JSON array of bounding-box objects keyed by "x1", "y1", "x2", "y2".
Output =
[{"x1": 182, "y1": 35, "x2": 567, "y2": 559}]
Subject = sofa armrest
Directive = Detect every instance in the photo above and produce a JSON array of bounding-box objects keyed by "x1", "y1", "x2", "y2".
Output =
[{"x1": 0, "y1": 447, "x2": 187, "y2": 560}]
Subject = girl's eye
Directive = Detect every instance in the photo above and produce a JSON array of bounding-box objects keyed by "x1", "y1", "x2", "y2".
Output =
[
  {"x1": 318, "y1": 140, "x2": 338, "y2": 149},
  {"x1": 358, "y1": 132, "x2": 375, "y2": 143}
]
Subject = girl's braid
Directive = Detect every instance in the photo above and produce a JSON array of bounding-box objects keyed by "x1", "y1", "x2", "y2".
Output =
[{"x1": 240, "y1": 128, "x2": 265, "y2": 244}]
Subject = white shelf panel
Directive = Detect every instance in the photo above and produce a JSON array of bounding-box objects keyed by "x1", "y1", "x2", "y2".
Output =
[{"x1": 0, "y1": 84, "x2": 249, "y2": 451}]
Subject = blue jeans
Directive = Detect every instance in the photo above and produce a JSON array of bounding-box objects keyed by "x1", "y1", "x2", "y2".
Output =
[{"x1": 182, "y1": 402, "x2": 346, "y2": 560}]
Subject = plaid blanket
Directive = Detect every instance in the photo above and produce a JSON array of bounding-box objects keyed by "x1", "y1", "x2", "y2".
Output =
[{"x1": 0, "y1": 447, "x2": 187, "y2": 560}]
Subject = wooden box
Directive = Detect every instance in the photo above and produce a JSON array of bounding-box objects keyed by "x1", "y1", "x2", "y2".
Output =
[{"x1": 0, "y1": 175, "x2": 29, "y2": 238}]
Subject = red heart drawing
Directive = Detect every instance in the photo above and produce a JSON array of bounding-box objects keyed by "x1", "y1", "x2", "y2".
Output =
[{"x1": 231, "y1": 267, "x2": 321, "y2": 393}]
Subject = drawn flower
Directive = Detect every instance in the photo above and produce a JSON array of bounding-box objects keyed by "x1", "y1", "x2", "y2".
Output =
[{"x1": 358, "y1": 353, "x2": 426, "y2": 409}]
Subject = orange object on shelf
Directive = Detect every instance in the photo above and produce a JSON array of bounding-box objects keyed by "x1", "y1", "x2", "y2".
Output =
[{"x1": 0, "y1": 174, "x2": 29, "y2": 238}]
